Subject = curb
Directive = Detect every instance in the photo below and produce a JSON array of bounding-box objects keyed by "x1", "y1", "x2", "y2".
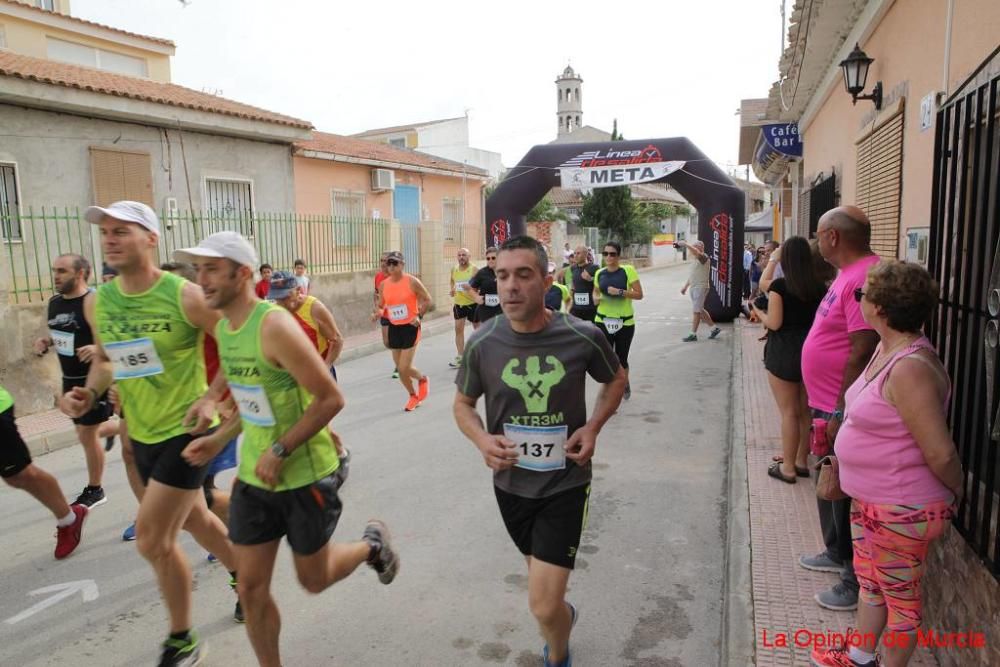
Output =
[{"x1": 719, "y1": 317, "x2": 755, "y2": 666}]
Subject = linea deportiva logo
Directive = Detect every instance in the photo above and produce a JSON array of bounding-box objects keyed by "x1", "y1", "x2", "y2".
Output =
[{"x1": 560, "y1": 144, "x2": 663, "y2": 168}]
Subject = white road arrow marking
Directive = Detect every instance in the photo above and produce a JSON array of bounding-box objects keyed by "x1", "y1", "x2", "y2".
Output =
[{"x1": 4, "y1": 580, "x2": 99, "y2": 625}]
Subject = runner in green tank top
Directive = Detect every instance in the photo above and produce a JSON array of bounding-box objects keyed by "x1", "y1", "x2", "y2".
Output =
[
  {"x1": 59, "y1": 201, "x2": 239, "y2": 666},
  {"x1": 449, "y1": 248, "x2": 478, "y2": 368},
  {"x1": 176, "y1": 232, "x2": 400, "y2": 667}
]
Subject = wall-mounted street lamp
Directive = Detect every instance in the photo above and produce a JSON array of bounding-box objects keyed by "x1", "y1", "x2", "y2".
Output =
[{"x1": 838, "y1": 43, "x2": 883, "y2": 110}]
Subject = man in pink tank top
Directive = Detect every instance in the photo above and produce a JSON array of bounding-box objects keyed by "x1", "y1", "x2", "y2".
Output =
[{"x1": 799, "y1": 206, "x2": 879, "y2": 612}]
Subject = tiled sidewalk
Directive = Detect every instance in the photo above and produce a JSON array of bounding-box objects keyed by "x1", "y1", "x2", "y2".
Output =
[{"x1": 740, "y1": 320, "x2": 937, "y2": 666}]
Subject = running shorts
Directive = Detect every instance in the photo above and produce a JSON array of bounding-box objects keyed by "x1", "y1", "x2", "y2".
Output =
[
  {"x1": 494, "y1": 483, "x2": 590, "y2": 569},
  {"x1": 61, "y1": 378, "x2": 113, "y2": 427},
  {"x1": 690, "y1": 286, "x2": 710, "y2": 312},
  {"x1": 0, "y1": 406, "x2": 32, "y2": 478},
  {"x1": 228, "y1": 473, "x2": 343, "y2": 555},
  {"x1": 387, "y1": 322, "x2": 420, "y2": 350},
  {"x1": 379, "y1": 316, "x2": 391, "y2": 327},
  {"x1": 453, "y1": 304, "x2": 476, "y2": 321},
  {"x1": 132, "y1": 432, "x2": 211, "y2": 490},
  {"x1": 569, "y1": 306, "x2": 597, "y2": 322}
]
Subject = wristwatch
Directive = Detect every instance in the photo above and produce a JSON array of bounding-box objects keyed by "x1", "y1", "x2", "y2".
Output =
[
  {"x1": 831, "y1": 409, "x2": 844, "y2": 421},
  {"x1": 270, "y1": 442, "x2": 290, "y2": 459}
]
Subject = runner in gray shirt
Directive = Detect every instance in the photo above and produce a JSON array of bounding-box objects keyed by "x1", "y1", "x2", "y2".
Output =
[{"x1": 454, "y1": 235, "x2": 627, "y2": 667}]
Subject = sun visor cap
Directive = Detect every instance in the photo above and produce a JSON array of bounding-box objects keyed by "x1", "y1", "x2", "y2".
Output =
[
  {"x1": 172, "y1": 231, "x2": 259, "y2": 269},
  {"x1": 84, "y1": 201, "x2": 160, "y2": 234}
]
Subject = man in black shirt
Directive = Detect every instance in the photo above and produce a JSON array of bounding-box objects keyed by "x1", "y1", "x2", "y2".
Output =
[
  {"x1": 563, "y1": 245, "x2": 600, "y2": 322},
  {"x1": 33, "y1": 254, "x2": 114, "y2": 508}
]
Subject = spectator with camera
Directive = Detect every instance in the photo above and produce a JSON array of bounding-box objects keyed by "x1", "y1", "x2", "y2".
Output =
[
  {"x1": 751, "y1": 236, "x2": 827, "y2": 484},
  {"x1": 679, "y1": 240, "x2": 721, "y2": 342}
]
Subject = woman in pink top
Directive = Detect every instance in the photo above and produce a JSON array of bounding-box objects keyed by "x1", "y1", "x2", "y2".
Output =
[{"x1": 811, "y1": 261, "x2": 963, "y2": 667}]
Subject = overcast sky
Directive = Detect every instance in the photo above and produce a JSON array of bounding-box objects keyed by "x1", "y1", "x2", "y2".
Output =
[{"x1": 74, "y1": 0, "x2": 784, "y2": 173}]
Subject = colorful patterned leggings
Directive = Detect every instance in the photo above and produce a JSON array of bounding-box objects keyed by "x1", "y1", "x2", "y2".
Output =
[{"x1": 850, "y1": 499, "x2": 955, "y2": 632}]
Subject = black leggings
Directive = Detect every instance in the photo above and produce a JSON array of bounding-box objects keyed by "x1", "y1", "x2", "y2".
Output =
[{"x1": 597, "y1": 323, "x2": 635, "y2": 369}]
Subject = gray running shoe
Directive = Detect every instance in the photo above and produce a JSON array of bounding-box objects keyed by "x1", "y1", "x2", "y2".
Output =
[
  {"x1": 798, "y1": 551, "x2": 844, "y2": 573},
  {"x1": 363, "y1": 520, "x2": 399, "y2": 585},
  {"x1": 814, "y1": 582, "x2": 859, "y2": 611}
]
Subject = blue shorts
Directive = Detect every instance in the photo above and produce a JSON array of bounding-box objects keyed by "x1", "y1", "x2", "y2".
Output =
[{"x1": 207, "y1": 437, "x2": 238, "y2": 476}]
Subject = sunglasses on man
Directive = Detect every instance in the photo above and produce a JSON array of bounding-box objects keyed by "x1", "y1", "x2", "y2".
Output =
[
  {"x1": 387, "y1": 259, "x2": 401, "y2": 267},
  {"x1": 853, "y1": 287, "x2": 865, "y2": 302},
  {"x1": 602, "y1": 251, "x2": 618, "y2": 257}
]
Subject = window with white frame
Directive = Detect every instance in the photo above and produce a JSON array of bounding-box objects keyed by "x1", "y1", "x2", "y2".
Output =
[
  {"x1": 205, "y1": 178, "x2": 254, "y2": 237},
  {"x1": 331, "y1": 190, "x2": 365, "y2": 245},
  {"x1": 1, "y1": 163, "x2": 22, "y2": 241},
  {"x1": 442, "y1": 197, "x2": 462, "y2": 241},
  {"x1": 47, "y1": 38, "x2": 148, "y2": 77}
]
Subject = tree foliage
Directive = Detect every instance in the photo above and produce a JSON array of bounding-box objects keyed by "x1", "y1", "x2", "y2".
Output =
[{"x1": 527, "y1": 196, "x2": 568, "y2": 222}]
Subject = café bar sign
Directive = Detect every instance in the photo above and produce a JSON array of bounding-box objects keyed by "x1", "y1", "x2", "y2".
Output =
[{"x1": 754, "y1": 123, "x2": 802, "y2": 180}]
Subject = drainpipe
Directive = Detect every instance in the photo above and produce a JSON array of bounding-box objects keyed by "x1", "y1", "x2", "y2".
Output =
[{"x1": 942, "y1": 0, "x2": 954, "y2": 96}]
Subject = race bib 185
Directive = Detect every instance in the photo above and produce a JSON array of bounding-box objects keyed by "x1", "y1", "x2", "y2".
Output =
[
  {"x1": 106, "y1": 338, "x2": 164, "y2": 379},
  {"x1": 503, "y1": 423, "x2": 567, "y2": 472}
]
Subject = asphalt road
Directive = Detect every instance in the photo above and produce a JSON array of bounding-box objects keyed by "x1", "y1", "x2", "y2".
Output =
[{"x1": 0, "y1": 264, "x2": 738, "y2": 667}]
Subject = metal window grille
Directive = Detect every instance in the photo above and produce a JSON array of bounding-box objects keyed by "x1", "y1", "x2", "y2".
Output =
[
  {"x1": 331, "y1": 190, "x2": 365, "y2": 245},
  {"x1": 0, "y1": 164, "x2": 21, "y2": 241},
  {"x1": 205, "y1": 179, "x2": 254, "y2": 238},
  {"x1": 927, "y1": 65, "x2": 1000, "y2": 579},
  {"x1": 443, "y1": 198, "x2": 462, "y2": 241}
]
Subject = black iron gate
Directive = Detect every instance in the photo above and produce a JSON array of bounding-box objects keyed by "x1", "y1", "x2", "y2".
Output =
[{"x1": 927, "y1": 63, "x2": 1000, "y2": 579}]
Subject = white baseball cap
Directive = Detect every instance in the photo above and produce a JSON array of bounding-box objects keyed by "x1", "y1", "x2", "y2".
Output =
[
  {"x1": 84, "y1": 200, "x2": 160, "y2": 234},
  {"x1": 172, "y1": 231, "x2": 259, "y2": 268}
]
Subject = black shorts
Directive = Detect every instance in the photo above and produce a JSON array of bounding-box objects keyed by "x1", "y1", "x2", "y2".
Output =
[
  {"x1": 569, "y1": 306, "x2": 597, "y2": 322},
  {"x1": 453, "y1": 304, "x2": 476, "y2": 321},
  {"x1": 597, "y1": 321, "x2": 636, "y2": 369},
  {"x1": 228, "y1": 474, "x2": 343, "y2": 555},
  {"x1": 387, "y1": 322, "x2": 419, "y2": 349},
  {"x1": 1, "y1": 406, "x2": 32, "y2": 479},
  {"x1": 132, "y1": 432, "x2": 210, "y2": 490},
  {"x1": 495, "y1": 483, "x2": 590, "y2": 569},
  {"x1": 62, "y1": 378, "x2": 113, "y2": 426},
  {"x1": 476, "y1": 304, "x2": 502, "y2": 323},
  {"x1": 379, "y1": 316, "x2": 391, "y2": 327}
]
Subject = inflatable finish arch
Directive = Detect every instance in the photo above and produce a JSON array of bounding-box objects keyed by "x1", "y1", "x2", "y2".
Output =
[{"x1": 485, "y1": 138, "x2": 745, "y2": 321}]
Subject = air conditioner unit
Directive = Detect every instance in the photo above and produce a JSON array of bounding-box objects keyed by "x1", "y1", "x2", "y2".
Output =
[
  {"x1": 163, "y1": 197, "x2": 179, "y2": 228},
  {"x1": 371, "y1": 168, "x2": 395, "y2": 192}
]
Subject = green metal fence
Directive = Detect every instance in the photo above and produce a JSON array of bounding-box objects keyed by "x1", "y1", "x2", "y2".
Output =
[{"x1": 1, "y1": 207, "x2": 391, "y2": 304}]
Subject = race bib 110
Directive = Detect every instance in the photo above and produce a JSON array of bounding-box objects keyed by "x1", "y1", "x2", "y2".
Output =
[
  {"x1": 603, "y1": 318, "x2": 623, "y2": 334},
  {"x1": 503, "y1": 423, "x2": 567, "y2": 472}
]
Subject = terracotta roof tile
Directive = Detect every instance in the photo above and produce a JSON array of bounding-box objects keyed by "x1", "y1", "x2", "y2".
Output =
[
  {"x1": 297, "y1": 131, "x2": 488, "y2": 177},
  {"x1": 0, "y1": 51, "x2": 312, "y2": 129},
  {"x1": 1, "y1": 0, "x2": 175, "y2": 47}
]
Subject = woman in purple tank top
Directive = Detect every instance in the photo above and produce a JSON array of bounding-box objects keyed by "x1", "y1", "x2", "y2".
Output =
[{"x1": 811, "y1": 261, "x2": 964, "y2": 667}]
